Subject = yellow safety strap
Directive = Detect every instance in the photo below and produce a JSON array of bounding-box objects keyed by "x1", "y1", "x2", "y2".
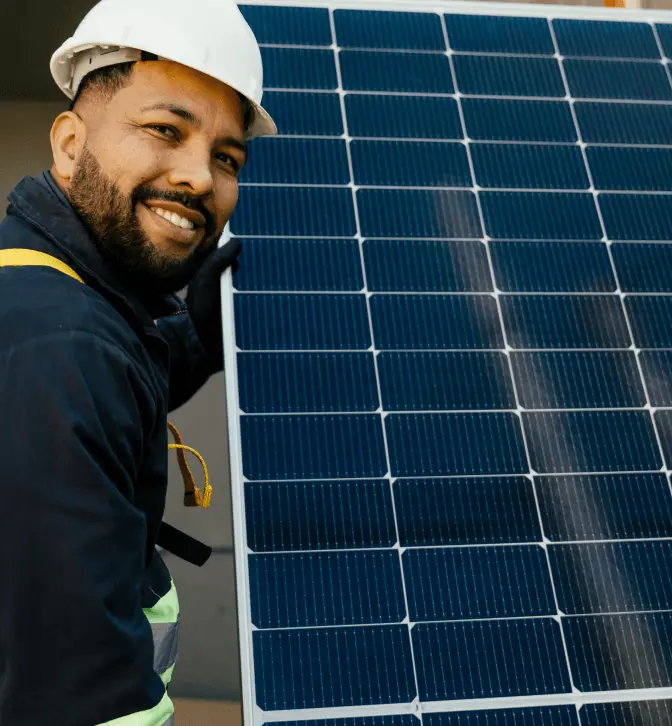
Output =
[{"x1": 0, "y1": 248, "x2": 211, "y2": 509}]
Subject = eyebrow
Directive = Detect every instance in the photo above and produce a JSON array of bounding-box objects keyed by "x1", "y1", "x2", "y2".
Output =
[{"x1": 139, "y1": 102, "x2": 248, "y2": 157}]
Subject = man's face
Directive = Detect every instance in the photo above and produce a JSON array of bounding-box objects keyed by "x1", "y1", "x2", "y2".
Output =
[{"x1": 64, "y1": 60, "x2": 247, "y2": 294}]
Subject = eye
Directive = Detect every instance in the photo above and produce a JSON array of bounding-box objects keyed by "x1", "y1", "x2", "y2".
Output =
[
  {"x1": 148, "y1": 124, "x2": 179, "y2": 140},
  {"x1": 216, "y1": 152, "x2": 240, "y2": 173}
]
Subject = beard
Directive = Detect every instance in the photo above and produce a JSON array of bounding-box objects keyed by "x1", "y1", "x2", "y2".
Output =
[{"x1": 67, "y1": 144, "x2": 219, "y2": 295}]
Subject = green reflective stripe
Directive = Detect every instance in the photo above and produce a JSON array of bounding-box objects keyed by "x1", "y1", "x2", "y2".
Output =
[
  {"x1": 160, "y1": 663, "x2": 176, "y2": 688},
  {"x1": 143, "y1": 580, "x2": 179, "y2": 624},
  {"x1": 98, "y1": 690, "x2": 174, "y2": 726}
]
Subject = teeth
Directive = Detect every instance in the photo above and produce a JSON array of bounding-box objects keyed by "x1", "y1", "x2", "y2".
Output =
[{"x1": 150, "y1": 206, "x2": 195, "y2": 230}]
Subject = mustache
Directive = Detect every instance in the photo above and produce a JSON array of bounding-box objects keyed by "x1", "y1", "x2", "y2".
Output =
[{"x1": 133, "y1": 187, "x2": 213, "y2": 230}]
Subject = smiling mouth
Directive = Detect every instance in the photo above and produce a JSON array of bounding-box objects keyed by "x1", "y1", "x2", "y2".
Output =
[
  {"x1": 145, "y1": 204, "x2": 198, "y2": 230},
  {"x1": 140, "y1": 203, "x2": 206, "y2": 246}
]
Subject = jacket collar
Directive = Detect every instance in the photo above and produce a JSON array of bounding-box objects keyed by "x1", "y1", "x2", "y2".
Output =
[{"x1": 5, "y1": 174, "x2": 184, "y2": 333}]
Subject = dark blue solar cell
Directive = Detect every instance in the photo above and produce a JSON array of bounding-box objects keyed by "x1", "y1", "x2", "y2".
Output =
[
  {"x1": 472, "y1": 144, "x2": 588, "y2": 190},
  {"x1": 261, "y1": 47, "x2": 337, "y2": 90},
  {"x1": 378, "y1": 351, "x2": 515, "y2": 411},
  {"x1": 588, "y1": 147, "x2": 672, "y2": 193},
  {"x1": 245, "y1": 480, "x2": 397, "y2": 551},
  {"x1": 268, "y1": 718, "x2": 418, "y2": 726},
  {"x1": 351, "y1": 140, "x2": 471, "y2": 187},
  {"x1": 453, "y1": 55, "x2": 565, "y2": 98},
  {"x1": 241, "y1": 414, "x2": 387, "y2": 480},
  {"x1": 654, "y1": 410, "x2": 672, "y2": 468},
  {"x1": 549, "y1": 541, "x2": 672, "y2": 615},
  {"x1": 261, "y1": 92, "x2": 343, "y2": 136},
  {"x1": 334, "y1": 9, "x2": 445, "y2": 50},
  {"x1": 445, "y1": 14, "x2": 554, "y2": 55},
  {"x1": 424, "y1": 707, "x2": 579, "y2": 726},
  {"x1": 237, "y1": 353, "x2": 378, "y2": 413},
  {"x1": 404, "y1": 545, "x2": 555, "y2": 621},
  {"x1": 482, "y1": 193, "x2": 602, "y2": 241},
  {"x1": 537, "y1": 473, "x2": 672, "y2": 541},
  {"x1": 511, "y1": 352, "x2": 645, "y2": 409},
  {"x1": 491, "y1": 241, "x2": 615, "y2": 293},
  {"x1": 370, "y1": 295, "x2": 503, "y2": 350},
  {"x1": 395, "y1": 476, "x2": 542, "y2": 546},
  {"x1": 553, "y1": 19, "x2": 661, "y2": 59},
  {"x1": 249, "y1": 550, "x2": 405, "y2": 627},
  {"x1": 358, "y1": 190, "x2": 481, "y2": 239},
  {"x1": 463, "y1": 99, "x2": 577, "y2": 142},
  {"x1": 581, "y1": 700, "x2": 672, "y2": 726},
  {"x1": 641, "y1": 351, "x2": 672, "y2": 405},
  {"x1": 626, "y1": 296, "x2": 672, "y2": 348},
  {"x1": 613, "y1": 243, "x2": 672, "y2": 292},
  {"x1": 413, "y1": 619, "x2": 571, "y2": 700},
  {"x1": 231, "y1": 187, "x2": 356, "y2": 237},
  {"x1": 345, "y1": 95, "x2": 463, "y2": 140},
  {"x1": 234, "y1": 239, "x2": 363, "y2": 292},
  {"x1": 363, "y1": 239, "x2": 491, "y2": 292},
  {"x1": 658, "y1": 23, "x2": 672, "y2": 58},
  {"x1": 523, "y1": 411, "x2": 662, "y2": 473},
  {"x1": 501, "y1": 296, "x2": 630, "y2": 349},
  {"x1": 241, "y1": 138, "x2": 349, "y2": 185},
  {"x1": 564, "y1": 59, "x2": 672, "y2": 101},
  {"x1": 563, "y1": 612, "x2": 672, "y2": 691},
  {"x1": 239, "y1": 5, "x2": 331, "y2": 45},
  {"x1": 601, "y1": 194, "x2": 672, "y2": 241},
  {"x1": 253, "y1": 625, "x2": 416, "y2": 709},
  {"x1": 340, "y1": 51, "x2": 453, "y2": 93},
  {"x1": 575, "y1": 101, "x2": 672, "y2": 145},
  {"x1": 386, "y1": 413, "x2": 527, "y2": 477},
  {"x1": 235, "y1": 294, "x2": 370, "y2": 351}
]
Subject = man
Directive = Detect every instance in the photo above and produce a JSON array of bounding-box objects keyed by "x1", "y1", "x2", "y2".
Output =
[{"x1": 0, "y1": 0, "x2": 275, "y2": 724}]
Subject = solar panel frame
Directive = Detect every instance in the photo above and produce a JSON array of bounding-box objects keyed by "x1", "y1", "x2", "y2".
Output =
[{"x1": 219, "y1": 1, "x2": 672, "y2": 725}]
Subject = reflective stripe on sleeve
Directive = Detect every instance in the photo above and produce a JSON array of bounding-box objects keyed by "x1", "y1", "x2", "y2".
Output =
[{"x1": 98, "y1": 690, "x2": 174, "y2": 726}]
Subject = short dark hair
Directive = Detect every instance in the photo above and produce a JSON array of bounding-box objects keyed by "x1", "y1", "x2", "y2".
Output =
[
  {"x1": 69, "y1": 59, "x2": 254, "y2": 132},
  {"x1": 68, "y1": 61, "x2": 136, "y2": 111}
]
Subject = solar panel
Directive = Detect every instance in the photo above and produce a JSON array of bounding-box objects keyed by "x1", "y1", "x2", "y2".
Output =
[{"x1": 220, "y1": 2, "x2": 672, "y2": 724}]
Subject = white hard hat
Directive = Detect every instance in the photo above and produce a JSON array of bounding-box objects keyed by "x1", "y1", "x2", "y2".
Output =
[{"x1": 49, "y1": 0, "x2": 276, "y2": 140}]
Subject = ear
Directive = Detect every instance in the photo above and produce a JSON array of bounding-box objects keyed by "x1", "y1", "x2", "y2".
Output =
[{"x1": 50, "y1": 111, "x2": 87, "y2": 182}]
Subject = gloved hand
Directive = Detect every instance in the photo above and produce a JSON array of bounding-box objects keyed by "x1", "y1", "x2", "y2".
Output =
[{"x1": 186, "y1": 236, "x2": 242, "y2": 373}]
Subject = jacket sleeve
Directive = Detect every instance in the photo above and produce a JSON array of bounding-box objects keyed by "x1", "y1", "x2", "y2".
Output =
[
  {"x1": 156, "y1": 309, "x2": 219, "y2": 412},
  {"x1": 0, "y1": 330, "x2": 173, "y2": 726}
]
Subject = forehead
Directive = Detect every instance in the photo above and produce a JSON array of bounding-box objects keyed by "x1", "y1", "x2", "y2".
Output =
[{"x1": 115, "y1": 60, "x2": 245, "y2": 130}]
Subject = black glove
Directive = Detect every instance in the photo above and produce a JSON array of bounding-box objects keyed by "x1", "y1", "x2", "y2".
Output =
[{"x1": 186, "y1": 236, "x2": 242, "y2": 372}]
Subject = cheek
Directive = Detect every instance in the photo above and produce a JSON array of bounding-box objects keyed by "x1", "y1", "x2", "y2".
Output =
[
  {"x1": 97, "y1": 137, "x2": 164, "y2": 187},
  {"x1": 214, "y1": 178, "x2": 240, "y2": 227}
]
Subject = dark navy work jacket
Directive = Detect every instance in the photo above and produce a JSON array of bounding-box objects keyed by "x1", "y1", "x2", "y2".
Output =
[{"x1": 0, "y1": 174, "x2": 217, "y2": 724}]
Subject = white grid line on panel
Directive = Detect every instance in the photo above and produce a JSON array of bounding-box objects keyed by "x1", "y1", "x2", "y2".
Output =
[
  {"x1": 263, "y1": 86, "x2": 672, "y2": 105},
  {"x1": 240, "y1": 408, "x2": 667, "y2": 416},
  {"x1": 239, "y1": 183, "x2": 672, "y2": 195},
  {"x1": 245, "y1": 471, "x2": 666, "y2": 486},
  {"x1": 243, "y1": 609, "x2": 672, "y2": 634},
  {"x1": 266, "y1": 135, "x2": 672, "y2": 151},
  {"x1": 261, "y1": 40, "x2": 672, "y2": 64},
  {"x1": 453, "y1": 7, "x2": 577, "y2": 692},
  {"x1": 330, "y1": 6, "x2": 423, "y2": 710},
  {"x1": 250, "y1": 539, "x2": 672, "y2": 557},
  {"x1": 235, "y1": 291, "x2": 672, "y2": 297},
  {"x1": 235, "y1": 347, "x2": 667, "y2": 354}
]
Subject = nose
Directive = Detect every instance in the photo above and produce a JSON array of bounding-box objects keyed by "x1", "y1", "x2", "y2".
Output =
[{"x1": 166, "y1": 144, "x2": 215, "y2": 198}]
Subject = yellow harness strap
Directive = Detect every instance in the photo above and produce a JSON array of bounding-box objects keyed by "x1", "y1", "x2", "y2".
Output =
[{"x1": 0, "y1": 248, "x2": 211, "y2": 509}]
